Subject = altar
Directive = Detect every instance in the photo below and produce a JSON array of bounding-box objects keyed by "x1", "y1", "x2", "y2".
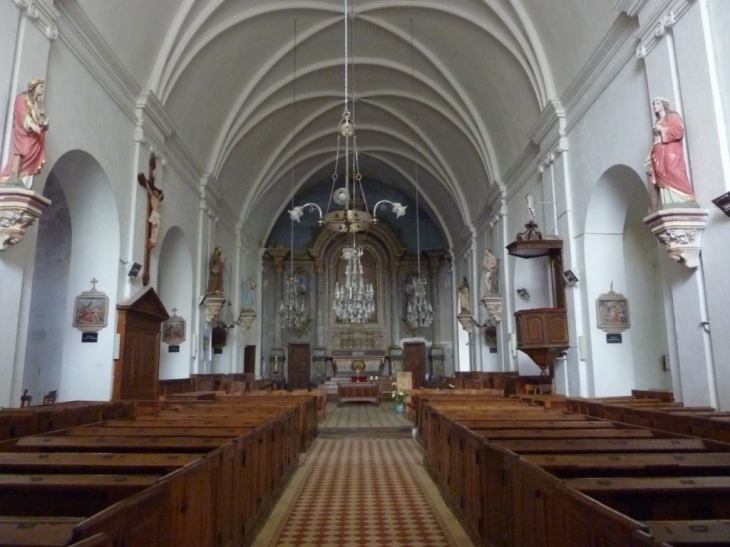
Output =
[{"x1": 337, "y1": 382, "x2": 381, "y2": 407}]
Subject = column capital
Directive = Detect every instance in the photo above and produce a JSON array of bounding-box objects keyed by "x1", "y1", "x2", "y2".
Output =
[
  {"x1": 388, "y1": 260, "x2": 400, "y2": 275},
  {"x1": 314, "y1": 260, "x2": 325, "y2": 273}
]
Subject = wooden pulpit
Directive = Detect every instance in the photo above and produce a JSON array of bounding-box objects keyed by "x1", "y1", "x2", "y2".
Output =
[
  {"x1": 113, "y1": 287, "x2": 169, "y2": 400},
  {"x1": 507, "y1": 224, "x2": 569, "y2": 376}
]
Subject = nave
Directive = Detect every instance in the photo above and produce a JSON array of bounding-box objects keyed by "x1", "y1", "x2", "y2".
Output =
[{"x1": 251, "y1": 403, "x2": 474, "y2": 547}]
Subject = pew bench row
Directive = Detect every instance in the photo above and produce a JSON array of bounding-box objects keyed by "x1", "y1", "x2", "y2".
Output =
[
  {"x1": 419, "y1": 397, "x2": 730, "y2": 547},
  {"x1": 0, "y1": 394, "x2": 319, "y2": 547}
]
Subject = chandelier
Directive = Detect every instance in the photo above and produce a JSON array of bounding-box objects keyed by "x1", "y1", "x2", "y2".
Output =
[
  {"x1": 334, "y1": 238, "x2": 374, "y2": 323},
  {"x1": 280, "y1": 273, "x2": 308, "y2": 330},
  {"x1": 405, "y1": 20, "x2": 433, "y2": 330},
  {"x1": 286, "y1": 0, "x2": 406, "y2": 324},
  {"x1": 280, "y1": 21, "x2": 309, "y2": 332}
]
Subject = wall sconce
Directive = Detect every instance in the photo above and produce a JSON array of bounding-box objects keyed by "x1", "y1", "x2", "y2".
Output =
[
  {"x1": 516, "y1": 288, "x2": 530, "y2": 300},
  {"x1": 712, "y1": 190, "x2": 730, "y2": 217},
  {"x1": 562, "y1": 269, "x2": 579, "y2": 286},
  {"x1": 119, "y1": 259, "x2": 142, "y2": 278}
]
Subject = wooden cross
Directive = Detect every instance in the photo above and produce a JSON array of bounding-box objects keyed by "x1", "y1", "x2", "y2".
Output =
[{"x1": 137, "y1": 154, "x2": 162, "y2": 286}]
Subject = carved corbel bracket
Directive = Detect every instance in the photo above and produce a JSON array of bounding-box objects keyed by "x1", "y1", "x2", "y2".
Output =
[
  {"x1": 0, "y1": 186, "x2": 51, "y2": 250},
  {"x1": 480, "y1": 295, "x2": 503, "y2": 324},
  {"x1": 238, "y1": 309, "x2": 257, "y2": 332},
  {"x1": 202, "y1": 294, "x2": 226, "y2": 323},
  {"x1": 643, "y1": 208, "x2": 709, "y2": 269}
]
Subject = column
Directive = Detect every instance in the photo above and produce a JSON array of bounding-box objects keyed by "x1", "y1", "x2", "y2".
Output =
[
  {"x1": 388, "y1": 260, "x2": 403, "y2": 373},
  {"x1": 267, "y1": 248, "x2": 289, "y2": 379},
  {"x1": 0, "y1": 0, "x2": 58, "y2": 408},
  {"x1": 634, "y1": 2, "x2": 724, "y2": 407},
  {"x1": 427, "y1": 252, "x2": 445, "y2": 377},
  {"x1": 312, "y1": 259, "x2": 327, "y2": 380}
]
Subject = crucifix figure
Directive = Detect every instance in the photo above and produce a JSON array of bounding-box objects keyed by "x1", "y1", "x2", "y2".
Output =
[{"x1": 137, "y1": 154, "x2": 163, "y2": 286}]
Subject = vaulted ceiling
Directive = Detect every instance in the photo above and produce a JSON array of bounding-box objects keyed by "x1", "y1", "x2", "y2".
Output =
[{"x1": 75, "y1": 0, "x2": 619, "y2": 246}]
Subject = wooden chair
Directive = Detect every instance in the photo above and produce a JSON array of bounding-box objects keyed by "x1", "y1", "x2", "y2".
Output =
[
  {"x1": 20, "y1": 389, "x2": 32, "y2": 407},
  {"x1": 42, "y1": 390, "x2": 58, "y2": 405}
]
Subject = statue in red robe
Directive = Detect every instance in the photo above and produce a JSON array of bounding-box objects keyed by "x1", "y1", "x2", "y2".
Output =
[
  {"x1": 0, "y1": 79, "x2": 49, "y2": 187},
  {"x1": 645, "y1": 97, "x2": 695, "y2": 209}
]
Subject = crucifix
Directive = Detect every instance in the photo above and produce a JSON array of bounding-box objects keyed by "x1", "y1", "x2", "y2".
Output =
[{"x1": 137, "y1": 154, "x2": 163, "y2": 286}]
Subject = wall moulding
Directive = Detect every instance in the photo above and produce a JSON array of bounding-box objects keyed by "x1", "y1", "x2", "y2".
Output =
[
  {"x1": 634, "y1": 0, "x2": 699, "y2": 60},
  {"x1": 13, "y1": 0, "x2": 59, "y2": 40}
]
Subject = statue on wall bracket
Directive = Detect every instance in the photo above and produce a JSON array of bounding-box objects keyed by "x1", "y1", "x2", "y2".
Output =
[
  {"x1": 642, "y1": 97, "x2": 708, "y2": 269},
  {"x1": 480, "y1": 248, "x2": 502, "y2": 325},
  {"x1": 0, "y1": 79, "x2": 52, "y2": 250}
]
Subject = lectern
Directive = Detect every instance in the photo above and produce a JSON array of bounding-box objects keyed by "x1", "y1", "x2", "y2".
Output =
[{"x1": 507, "y1": 221, "x2": 569, "y2": 377}]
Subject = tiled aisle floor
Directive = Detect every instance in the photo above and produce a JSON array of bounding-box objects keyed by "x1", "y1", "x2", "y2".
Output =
[
  {"x1": 252, "y1": 437, "x2": 474, "y2": 547},
  {"x1": 320, "y1": 401, "x2": 412, "y2": 428}
]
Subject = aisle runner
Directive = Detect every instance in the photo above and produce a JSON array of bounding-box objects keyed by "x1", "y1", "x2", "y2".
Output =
[{"x1": 255, "y1": 439, "x2": 473, "y2": 547}]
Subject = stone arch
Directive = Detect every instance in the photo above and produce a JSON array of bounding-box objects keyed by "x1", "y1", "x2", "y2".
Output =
[
  {"x1": 24, "y1": 150, "x2": 121, "y2": 402},
  {"x1": 582, "y1": 164, "x2": 670, "y2": 396},
  {"x1": 157, "y1": 226, "x2": 194, "y2": 380}
]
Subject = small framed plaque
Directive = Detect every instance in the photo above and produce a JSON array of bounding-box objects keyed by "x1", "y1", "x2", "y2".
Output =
[
  {"x1": 596, "y1": 288, "x2": 630, "y2": 334},
  {"x1": 73, "y1": 279, "x2": 109, "y2": 333}
]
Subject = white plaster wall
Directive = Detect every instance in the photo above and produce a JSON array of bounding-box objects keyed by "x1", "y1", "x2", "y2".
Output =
[
  {"x1": 158, "y1": 227, "x2": 194, "y2": 380},
  {"x1": 623, "y1": 199, "x2": 671, "y2": 391},
  {"x1": 52, "y1": 151, "x2": 120, "y2": 402},
  {"x1": 22, "y1": 174, "x2": 70, "y2": 402}
]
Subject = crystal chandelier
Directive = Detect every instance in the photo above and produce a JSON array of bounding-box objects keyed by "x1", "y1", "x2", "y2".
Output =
[
  {"x1": 280, "y1": 21, "x2": 309, "y2": 332},
  {"x1": 405, "y1": 20, "x2": 433, "y2": 329},
  {"x1": 286, "y1": 0, "x2": 406, "y2": 324},
  {"x1": 280, "y1": 273, "x2": 308, "y2": 330},
  {"x1": 333, "y1": 238, "x2": 374, "y2": 323}
]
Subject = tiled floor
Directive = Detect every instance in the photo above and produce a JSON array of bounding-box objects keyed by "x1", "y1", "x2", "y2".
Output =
[
  {"x1": 252, "y1": 405, "x2": 474, "y2": 547},
  {"x1": 321, "y1": 401, "x2": 412, "y2": 429}
]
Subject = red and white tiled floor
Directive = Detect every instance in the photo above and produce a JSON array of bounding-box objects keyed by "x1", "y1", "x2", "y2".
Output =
[{"x1": 252, "y1": 437, "x2": 474, "y2": 547}]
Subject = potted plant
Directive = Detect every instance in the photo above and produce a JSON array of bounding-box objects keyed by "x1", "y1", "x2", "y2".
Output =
[{"x1": 393, "y1": 388, "x2": 406, "y2": 414}]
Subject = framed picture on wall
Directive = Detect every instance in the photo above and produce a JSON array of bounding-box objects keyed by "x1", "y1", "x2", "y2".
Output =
[
  {"x1": 596, "y1": 289, "x2": 630, "y2": 334},
  {"x1": 72, "y1": 280, "x2": 109, "y2": 333},
  {"x1": 161, "y1": 310, "x2": 186, "y2": 345}
]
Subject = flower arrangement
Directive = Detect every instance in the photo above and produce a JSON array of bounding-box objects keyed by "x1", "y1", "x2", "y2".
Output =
[{"x1": 392, "y1": 390, "x2": 406, "y2": 404}]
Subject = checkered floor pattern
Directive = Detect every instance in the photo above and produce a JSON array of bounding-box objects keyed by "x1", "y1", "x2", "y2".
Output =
[
  {"x1": 321, "y1": 402, "x2": 412, "y2": 428},
  {"x1": 253, "y1": 438, "x2": 473, "y2": 547}
]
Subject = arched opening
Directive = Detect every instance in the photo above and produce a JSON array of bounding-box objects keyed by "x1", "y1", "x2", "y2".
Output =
[
  {"x1": 157, "y1": 226, "x2": 194, "y2": 380},
  {"x1": 583, "y1": 165, "x2": 670, "y2": 396},
  {"x1": 23, "y1": 151, "x2": 121, "y2": 402},
  {"x1": 22, "y1": 173, "x2": 71, "y2": 403}
]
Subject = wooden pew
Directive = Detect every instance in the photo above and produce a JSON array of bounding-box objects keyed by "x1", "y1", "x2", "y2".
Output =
[
  {"x1": 0, "y1": 516, "x2": 85, "y2": 547},
  {"x1": 643, "y1": 520, "x2": 730, "y2": 545},
  {"x1": 0, "y1": 396, "x2": 314, "y2": 547},
  {"x1": 0, "y1": 474, "x2": 160, "y2": 517},
  {"x1": 419, "y1": 395, "x2": 730, "y2": 547}
]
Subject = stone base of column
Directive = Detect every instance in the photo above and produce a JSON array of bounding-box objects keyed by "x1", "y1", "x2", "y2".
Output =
[
  {"x1": 429, "y1": 345, "x2": 445, "y2": 378},
  {"x1": 312, "y1": 347, "x2": 327, "y2": 383},
  {"x1": 268, "y1": 347, "x2": 286, "y2": 380},
  {"x1": 389, "y1": 345, "x2": 403, "y2": 375}
]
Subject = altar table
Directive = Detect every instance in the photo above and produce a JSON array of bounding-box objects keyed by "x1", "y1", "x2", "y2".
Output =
[{"x1": 337, "y1": 382, "x2": 381, "y2": 407}]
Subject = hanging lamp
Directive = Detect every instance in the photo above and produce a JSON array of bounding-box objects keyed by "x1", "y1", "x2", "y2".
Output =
[
  {"x1": 405, "y1": 20, "x2": 433, "y2": 329},
  {"x1": 280, "y1": 21, "x2": 309, "y2": 332}
]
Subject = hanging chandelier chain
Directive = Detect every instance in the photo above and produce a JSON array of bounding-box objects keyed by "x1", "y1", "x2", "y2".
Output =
[
  {"x1": 405, "y1": 19, "x2": 433, "y2": 330},
  {"x1": 343, "y1": 0, "x2": 349, "y2": 109},
  {"x1": 281, "y1": 20, "x2": 308, "y2": 332}
]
